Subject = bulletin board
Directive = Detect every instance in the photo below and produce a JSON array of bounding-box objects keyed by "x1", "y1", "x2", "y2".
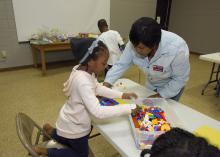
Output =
[{"x1": 12, "y1": 0, "x2": 110, "y2": 42}]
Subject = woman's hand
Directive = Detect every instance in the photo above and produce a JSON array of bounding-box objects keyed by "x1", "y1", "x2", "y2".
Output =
[
  {"x1": 148, "y1": 93, "x2": 162, "y2": 98},
  {"x1": 103, "y1": 82, "x2": 112, "y2": 88},
  {"x1": 122, "y1": 92, "x2": 138, "y2": 99}
]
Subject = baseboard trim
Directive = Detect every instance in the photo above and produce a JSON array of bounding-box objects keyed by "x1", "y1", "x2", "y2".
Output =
[
  {"x1": 190, "y1": 51, "x2": 202, "y2": 55},
  {"x1": 0, "y1": 64, "x2": 33, "y2": 72},
  {"x1": 0, "y1": 60, "x2": 77, "y2": 72}
]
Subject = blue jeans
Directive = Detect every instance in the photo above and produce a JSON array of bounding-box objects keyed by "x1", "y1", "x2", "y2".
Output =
[
  {"x1": 48, "y1": 130, "x2": 89, "y2": 157},
  {"x1": 170, "y1": 87, "x2": 185, "y2": 101},
  {"x1": 154, "y1": 87, "x2": 185, "y2": 101}
]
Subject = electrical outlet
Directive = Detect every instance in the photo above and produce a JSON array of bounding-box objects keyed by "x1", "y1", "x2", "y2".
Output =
[
  {"x1": 156, "y1": 16, "x2": 161, "y2": 24},
  {"x1": 1, "y1": 50, "x2": 7, "y2": 58}
]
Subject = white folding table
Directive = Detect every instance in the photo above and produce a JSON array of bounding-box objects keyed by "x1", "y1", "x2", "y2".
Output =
[
  {"x1": 94, "y1": 78, "x2": 220, "y2": 157},
  {"x1": 199, "y1": 52, "x2": 220, "y2": 96}
]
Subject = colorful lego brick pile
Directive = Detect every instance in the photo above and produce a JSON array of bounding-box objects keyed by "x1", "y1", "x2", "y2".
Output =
[
  {"x1": 100, "y1": 97, "x2": 128, "y2": 106},
  {"x1": 131, "y1": 105, "x2": 171, "y2": 132},
  {"x1": 100, "y1": 97, "x2": 119, "y2": 106}
]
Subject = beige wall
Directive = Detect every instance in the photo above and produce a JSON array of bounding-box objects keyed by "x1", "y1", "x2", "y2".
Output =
[
  {"x1": 0, "y1": 0, "x2": 156, "y2": 69},
  {"x1": 2, "y1": 0, "x2": 220, "y2": 68},
  {"x1": 0, "y1": 0, "x2": 32, "y2": 68},
  {"x1": 169, "y1": 0, "x2": 220, "y2": 54},
  {"x1": 0, "y1": 0, "x2": 74, "y2": 69},
  {"x1": 110, "y1": 0, "x2": 156, "y2": 39}
]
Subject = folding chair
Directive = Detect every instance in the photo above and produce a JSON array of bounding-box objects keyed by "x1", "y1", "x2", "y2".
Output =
[
  {"x1": 16, "y1": 112, "x2": 95, "y2": 157},
  {"x1": 70, "y1": 37, "x2": 96, "y2": 60}
]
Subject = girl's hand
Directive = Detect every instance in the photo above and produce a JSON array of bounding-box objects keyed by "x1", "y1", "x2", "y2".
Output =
[{"x1": 122, "y1": 93, "x2": 138, "y2": 99}]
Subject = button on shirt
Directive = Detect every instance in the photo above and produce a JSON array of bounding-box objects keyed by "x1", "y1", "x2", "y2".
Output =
[{"x1": 105, "y1": 30, "x2": 190, "y2": 98}]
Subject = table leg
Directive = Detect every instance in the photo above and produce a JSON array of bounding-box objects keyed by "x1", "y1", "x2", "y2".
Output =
[
  {"x1": 216, "y1": 64, "x2": 220, "y2": 85},
  {"x1": 216, "y1": 65, "x2": 220, "y2": 97},
  {"x1": 138, "y1": 68, "x2": 141, "y2": 83},
  {"x1": 201, "y1": 63, "x2": 216, "y2": 95},
  {"x1": 40, "y1": 50, "x2": 46, "y2": 75},
  {"x1": 216, "y1": 84, "x2": 220, "y2": 97},
  {"x1": 31, "y1": 47, "x2": 38, "y2": 68}
]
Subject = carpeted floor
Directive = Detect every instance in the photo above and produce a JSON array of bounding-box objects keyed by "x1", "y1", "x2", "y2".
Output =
[{"x1": 0, "y1": 53, "x2": 219, "y2": 157}]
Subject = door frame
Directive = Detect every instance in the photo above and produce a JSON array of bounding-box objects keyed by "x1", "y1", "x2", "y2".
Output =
[{"x1": 155, "y1": 0, "x2": 172, "y2": 30}]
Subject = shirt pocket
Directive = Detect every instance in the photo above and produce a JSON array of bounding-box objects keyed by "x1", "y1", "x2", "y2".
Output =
[
  {"x1": 149, "y1": 56, "x2": 174, "y2": 81},
  {"x1": 149, "y1": 66, "x2": 170, "y2": 82}
]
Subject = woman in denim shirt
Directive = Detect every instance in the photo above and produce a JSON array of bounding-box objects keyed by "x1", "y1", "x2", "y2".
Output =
[{"x1": 104, "y1": 17, "x2": 190, "y2": 101}]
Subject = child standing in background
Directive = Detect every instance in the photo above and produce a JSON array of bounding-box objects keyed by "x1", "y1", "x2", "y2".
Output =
[
  {"x1": 34, "y1": 39, "x2": 137, "y2": 157},
  {"x1": 97, "y1": 19, "x2": 125, "y2": 75}
]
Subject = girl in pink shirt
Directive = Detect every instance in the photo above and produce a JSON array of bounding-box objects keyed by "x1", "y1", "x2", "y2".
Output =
[{"x1": 34, "y1": 39, "x2": 137, "y2": 157}]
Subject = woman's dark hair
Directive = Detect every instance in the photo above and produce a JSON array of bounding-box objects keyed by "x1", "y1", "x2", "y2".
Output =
[
  {"x1": 70, "y1": 38, "x2": 108, "y2": 65},
  {"x1": 141, "y1": 128, "x2": 220, "y2": 157},
  {"x1": 129, "y1": 17, "x2": 161, "y2": 48}
]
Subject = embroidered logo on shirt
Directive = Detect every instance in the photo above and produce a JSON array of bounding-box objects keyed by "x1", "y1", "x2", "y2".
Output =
[{"x1": 153, "y1": 65, "x2": 164, "y2": 72}]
